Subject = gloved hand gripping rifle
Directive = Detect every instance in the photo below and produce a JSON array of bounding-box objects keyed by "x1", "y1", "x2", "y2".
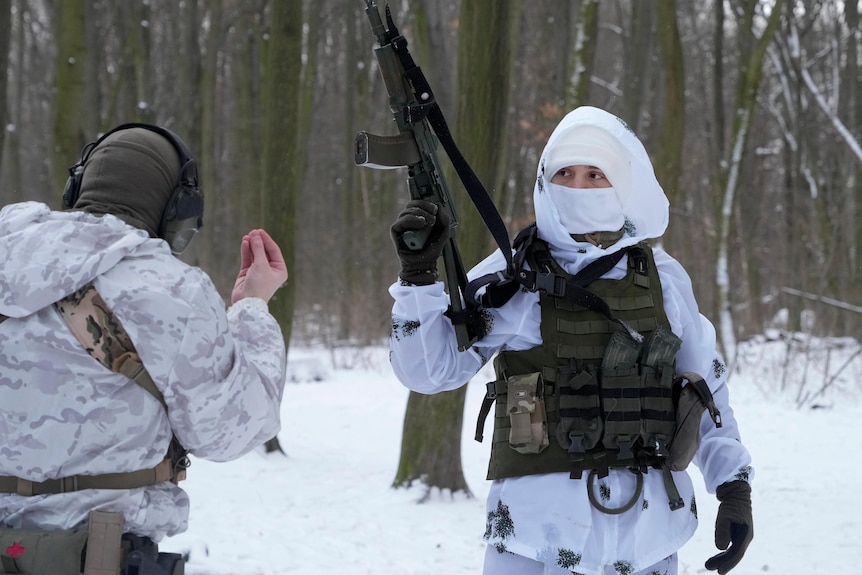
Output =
[{"x1": 355, "y1": 0, "x2": 507, "y2": 351}]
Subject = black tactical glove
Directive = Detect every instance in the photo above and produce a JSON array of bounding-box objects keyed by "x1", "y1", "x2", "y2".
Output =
[
  {"x1": 705, "y1": 480, "x2": 753, "y2": 574},
  {"x1": 390, "y1": 200, "x2": 450, "y2": 285}
]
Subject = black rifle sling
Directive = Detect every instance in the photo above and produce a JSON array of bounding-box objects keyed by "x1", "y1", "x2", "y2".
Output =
[
  {"x1": 470, "y1": 226, "x2": 645, "y2": 340},
  {"x1": 466, "y1": 224, "x2": 538, "y2": 308},
  {"x1": 383, "y1": 6, "x2": 514, "y2": 277},
  {"x1": 529, "y1": 241, "x2": 643, "y2": 339},
  {"x1": 570, "y1": 247, "x2": 630, "y2": 287},
  {"x1": 380, "y1": 8, "x2": 643, "y2": 344}
]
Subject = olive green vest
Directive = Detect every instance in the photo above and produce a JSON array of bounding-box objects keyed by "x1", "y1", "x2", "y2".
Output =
[{"x1": 486, "y1": 241, "x2": 681, "y2": 482}]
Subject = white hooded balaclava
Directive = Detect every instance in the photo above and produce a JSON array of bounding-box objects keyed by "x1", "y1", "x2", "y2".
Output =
[{"x1": 533, "y1": 106, "x2": 669, "y2": 268}]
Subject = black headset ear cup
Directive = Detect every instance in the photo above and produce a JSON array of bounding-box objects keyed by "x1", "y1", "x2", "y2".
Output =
[
  {"x1": 62, "y1": 164, "x2": 85, "y2": 209},
  {"x1": 159, "y1": 181, "x2": 204, "y2": 255},
  {"x1": 62, "y1": 122, "x2": 203, "y2": 253}
]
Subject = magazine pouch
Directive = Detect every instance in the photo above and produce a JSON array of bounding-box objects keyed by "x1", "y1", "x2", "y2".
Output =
[{"x1": 506, "y1": 372, "x2": 549, "y2": 454}]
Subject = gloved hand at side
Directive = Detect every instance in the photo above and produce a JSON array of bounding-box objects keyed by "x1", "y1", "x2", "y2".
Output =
[
  {"x1": 705, "y1": 480, "x2": 753, "y2": 574},
  {"x1": 390, "y1": 200, "x2": 450, "y2": 285}
]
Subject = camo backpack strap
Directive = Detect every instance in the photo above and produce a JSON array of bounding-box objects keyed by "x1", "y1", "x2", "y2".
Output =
[
  {"x1": 0, "y1": 283, "x2": 189, "y2": 496},
  {"x1": 53, "y1": 282, "x2": 167, "y2": 410},
  {"x1": 53, "y1": 282, "x2": 189, "y2": 482}
]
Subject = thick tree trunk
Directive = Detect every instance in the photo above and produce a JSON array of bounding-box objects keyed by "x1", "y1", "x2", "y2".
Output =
[
  {"x1": 260, "y1": 0, "x2": 303, "y2": 455},
  {"x1": 654, "y1": 0, "x2": 685, "y2": 209},
  {"x1": 392, "y1": 0, "x2": 518, "y2": 497},
  {"x1": 565, "y1": 0, "x2": 599, "y2": 110},
  {"x1": 261, "y1": 0, "x2": 301, "y2": 345},
  {"x1": 0, "y1": 0, "x2": 10, "y2": 176},
  {"x1": 393, "y1": 389, "x2": 471, "y2": 499},
  {"x1": 52, "y1": 0, "x2": 87, "y2": 192},
  {"x1": 715, "y1": 0, "x2": 785, "y2": 363}
]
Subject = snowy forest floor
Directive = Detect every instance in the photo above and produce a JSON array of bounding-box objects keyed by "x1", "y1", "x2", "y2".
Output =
[{"x1": 161, "y1": 333, "x2": 862, "y2": 574}]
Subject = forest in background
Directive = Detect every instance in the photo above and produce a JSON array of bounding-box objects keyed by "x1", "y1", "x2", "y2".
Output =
[{"x1": 1, "y1": 0, "x2": 860, "y2": 360}]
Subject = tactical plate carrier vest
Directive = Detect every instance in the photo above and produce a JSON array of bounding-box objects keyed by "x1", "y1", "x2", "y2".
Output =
[{"x1": 476, "y1": 239, "x2": 720, "y2": 512}]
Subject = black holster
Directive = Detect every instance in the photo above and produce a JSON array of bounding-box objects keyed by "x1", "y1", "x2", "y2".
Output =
[{"x1": 122, "y1": 534, "x2": 184, "y2": 575}]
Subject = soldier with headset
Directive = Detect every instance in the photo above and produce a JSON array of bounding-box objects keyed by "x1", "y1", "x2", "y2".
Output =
[{"x1": 0, "y1": 123, "x2": 288, "y2": 574}]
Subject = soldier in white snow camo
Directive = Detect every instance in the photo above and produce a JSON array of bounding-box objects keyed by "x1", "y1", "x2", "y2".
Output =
[
  {"x1": 0, "y1": 125, "x2": 288, "y2": 547},
  {"x1": 389, "y1": 107, "x2": 754, "y2": 575}
]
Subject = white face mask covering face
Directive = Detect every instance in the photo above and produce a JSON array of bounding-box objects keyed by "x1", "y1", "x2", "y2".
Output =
[{"x1": 545, "y1": 182, "x2": 625, "y2": 235}]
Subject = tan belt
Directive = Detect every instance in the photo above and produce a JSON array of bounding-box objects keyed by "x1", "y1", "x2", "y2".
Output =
[{"x1": 0, "y1": 459, "x2": 174, "y2": 496}]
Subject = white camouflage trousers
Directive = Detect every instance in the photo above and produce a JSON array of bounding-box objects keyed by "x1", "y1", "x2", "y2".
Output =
[{"x1": 482, "y1": 546, "x2": 678, "y2": 575}]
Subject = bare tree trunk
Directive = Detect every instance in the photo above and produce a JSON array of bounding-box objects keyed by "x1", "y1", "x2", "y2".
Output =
[
  {"x1": 452, "y1": 0, "x2": 519, "y2": 264},
  {"x1": 52, "y1": 0, "x2": 87, "y2": 192},
  {"x1": 394, "y1": 390, "x2": 472, "y2": 499},
  {"x1": 654, "y1": 0, "x2": 685, "y2": 208},
  {"x1": 715, "y1": 0, "x2": 785, "y2": 363},
  {"x1": 392, "y1": 0, "x2": 518, "y2": 497},
  {"x1": 259, "y1": 0, "x2": 303, "y2": 455},
  {"x1": 622, "y1": 0, "x2": 654, "y2": 132},
  {"x1": 261, "y1": 1, "x2": 301, "y2": 356},
  {"x1": 712, "y1": 0, "x2": 726, "y2": 162},
  {"x1": 103, "y1": 2, "x2": 149, "y2": 125},
  {"x1": 196, "y1": 1, "x2": 230, "y2": 292},
  {"x1": 565, "y1": 0, "x2": 598, "y2": 110},
  {"x1": 338, "y1": 3, "x2": 362, "y2": 343},
  {"x1": 176, "y1": 0, "x2": 202, "y2": 145},
  {"x1": 847, "y1": 1, "x2": 862, "y2": 282},
  {"x1": 234, "y1": 6, "x2": 263, "y2": 235},
  {"x1": 4, "y1": 0, "x2": 23, "y2": 203},
  {"x1": 0, "y1": 0, "x2": 11, "y2": 175}
]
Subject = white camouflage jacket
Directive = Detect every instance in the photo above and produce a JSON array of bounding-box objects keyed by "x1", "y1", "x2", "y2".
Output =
[
  {"x1": 0, "y1": 201, "x2": 286, "y2": 541},
  {"x1": 389, "y1": 108, "x2": 753, "y2": 574}
]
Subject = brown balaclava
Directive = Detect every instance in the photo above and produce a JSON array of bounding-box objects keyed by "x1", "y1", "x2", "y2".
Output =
[{"x1": 73, "y1": 127, "x2": 181, "y2": 239}]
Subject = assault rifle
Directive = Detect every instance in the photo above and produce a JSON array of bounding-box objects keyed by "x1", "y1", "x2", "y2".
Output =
[
  {"x1": 355, "y1": 0, "x2": 515, "y2": 351},
  {"x1": 354, "y1": 0, "x2": 479, "y2": 350}
]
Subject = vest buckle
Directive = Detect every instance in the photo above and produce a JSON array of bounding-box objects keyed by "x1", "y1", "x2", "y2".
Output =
[
  {"x1": 535, "y1": 272, "x2": 566, "y2": 297},
  {"x1": 485, "y1": 381, "x2": 497, "y2": 399}
]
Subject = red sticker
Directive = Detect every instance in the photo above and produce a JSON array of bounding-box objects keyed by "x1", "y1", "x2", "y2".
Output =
[{"x1": 5, "y1": 541, "x2": 25, "y2": 559}]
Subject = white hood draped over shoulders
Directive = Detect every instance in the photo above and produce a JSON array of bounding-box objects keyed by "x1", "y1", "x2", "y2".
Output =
[{"x1": 533, "y1": 106, "x2": 670, "y2": 274}]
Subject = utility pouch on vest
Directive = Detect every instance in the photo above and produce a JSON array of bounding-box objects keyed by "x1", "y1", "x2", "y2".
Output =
[
  {"x1": 506, "y1": 372, "x2": 549, "y2": 454},
  {"x1": 0, "y1": 525, "x2": 88, "y2": 575},
  {"x1": 83, "y1": 510, "x2": 124, "y2": 575},
  {"x1": 666, "y1": 372, "x2": 723, "y2": 471},
  {"x1": 0, "y1": 511, "x2": 128, "y2": 575}
]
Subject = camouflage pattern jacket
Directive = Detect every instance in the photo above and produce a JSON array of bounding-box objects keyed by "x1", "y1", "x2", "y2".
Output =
[{"x1": 0, "y1": 202, "x2": 286, "y2": 541}]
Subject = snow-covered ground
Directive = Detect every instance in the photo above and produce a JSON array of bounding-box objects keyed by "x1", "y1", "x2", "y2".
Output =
[{"x1": 161, "y1": 333, "x2": 862, "y2": 574}]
